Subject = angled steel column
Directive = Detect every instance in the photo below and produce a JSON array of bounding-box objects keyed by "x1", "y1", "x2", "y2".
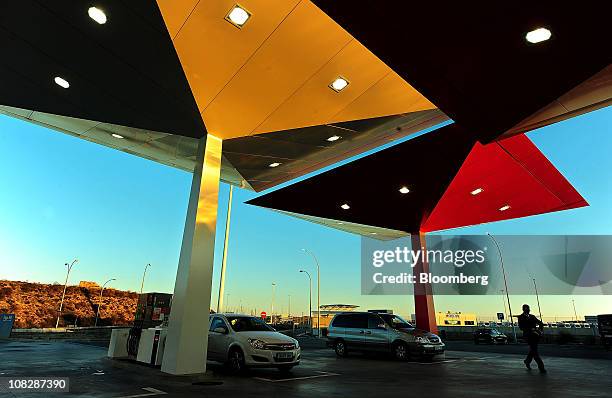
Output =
[
  {"x1": 217, "y1": 185, "x2": 233, "y2": 313},
  {"x1": 411, "y1": 232, "x2": 438, "y2": 334},
  {"x1": 162, "y1": 134, "x2": 222, "y2": 375}
]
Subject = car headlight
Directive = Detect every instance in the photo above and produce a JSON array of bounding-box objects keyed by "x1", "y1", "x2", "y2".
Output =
[
  {"x1": 294, "y1": 339, "x2": 300, "y2": 349},
  {"x1": 415, "y1": 336, "x2": 429, "y2": 344},
  {"x1": 248, "y1": 339, "x2": 266, "y2": 349}
]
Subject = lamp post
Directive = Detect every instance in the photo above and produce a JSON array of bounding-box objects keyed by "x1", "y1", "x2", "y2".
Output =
[
  {"x1": 533, "y1": 278, "x2": 543, "y2": 321},
  {"x1": 95, "y1": 278, "x2": 116, "y2": 326},
  {"x1": 301, "y1": 249, "x2": 320, "y2": 338},
  {"x1": 500, "y1": 289, "x2": 508, "y2": 322},
  {"x1": 299, "y1": 269, "x2": 312, "y2": 334},
  {"x1": 56, "y1": 259, "x2": 78, "y2": 328},
  {"x1": 487, "y1": 234, "x2": 517, "y2": 343},
  {"x1": 140, "y1": 263, "x2": 151, "y2": 294},
  {"x1": 572, "y1": 299, "x2": 578, "y2": 321},
  {"x1": 271, "y1": 282, "x2": 276, "y2": 324}
]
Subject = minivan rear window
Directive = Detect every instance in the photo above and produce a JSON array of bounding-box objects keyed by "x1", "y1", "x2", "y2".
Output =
[{"x1": 332, "y1": 313, "x2": 367, "y2": 329}]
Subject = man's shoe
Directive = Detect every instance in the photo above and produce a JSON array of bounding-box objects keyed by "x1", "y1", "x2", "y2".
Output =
[
  {"x1": 523, "y1": 360, "x2": 532, "y2": 370},
  {"x1": 539, "y1": 368, "x2": 547, "y2": 374}
]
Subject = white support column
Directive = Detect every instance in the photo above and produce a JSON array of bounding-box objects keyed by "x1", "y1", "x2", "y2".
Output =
[{"x1": 162, "y1": 134, "x2": 222, "y2": 375}]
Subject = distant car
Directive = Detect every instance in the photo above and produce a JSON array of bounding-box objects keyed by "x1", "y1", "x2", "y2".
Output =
[
  {"x1": 207, "y1": 314, "x2": 301, "y2": 373},
  {"x1": 327, "y1": 312, "x2": 445, "y2": 361},
  {"x1": 597, "y1": 314, "x2": 612, "y2": 350},
  {"x1": 473, "y1": 328, "x2": 508, "y2": 344}
]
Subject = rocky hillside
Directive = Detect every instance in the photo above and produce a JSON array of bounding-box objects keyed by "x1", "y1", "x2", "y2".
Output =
[{"x1": 0, "y1": 280, "x2": 138, "y2": 328}]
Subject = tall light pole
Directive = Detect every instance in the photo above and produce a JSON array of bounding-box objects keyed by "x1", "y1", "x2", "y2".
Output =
[
  {"x1": 271, "y1": 282, "x2": 276, "y2": 324},
  {"x1": 487, "y1": 234, "x2": 517, "y2": 343},
  {"x1": 217, "y1": 185, "x2": 234, "y2": 313},
  {"x1": 95, "y1": 278, "x2": 116, "y2": 326},
  {"x1": 301, "y1": 249, "x2": 320, "y2": 338},
  {"x1": 300, "y1": 270, "x2": 312, "y2": 333},
  {"x1": 56, "y1": 259, "x2": 78, "y2": 328},
  {"x1": 288, "y1": 295, "x2": 291, "y2": 319},
  {"x1": 533, "y1": 278, "x2": 543, "y2": 321},
  {"x1": 572, "y1": 299, "x2": 578, "y2": 321},
  {"x1": 140, "y1": 263, "x2": 151, "y2": 294},
  {"x1": 500, "y1": 289, "x2": 508, "y2": 322}
]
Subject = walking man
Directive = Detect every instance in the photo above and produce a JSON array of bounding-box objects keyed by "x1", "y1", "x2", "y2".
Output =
[{"x1": 518, "y1": 304, "x2": 546, "y2": 373}]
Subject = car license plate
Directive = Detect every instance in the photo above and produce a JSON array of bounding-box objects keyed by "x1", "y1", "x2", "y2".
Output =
[
  {"x1": 434, "y1": 346, "x2": 442, "y2": 350},
  {"x1": 275, "y1": 352, "x2": 293, "y2": 359}
]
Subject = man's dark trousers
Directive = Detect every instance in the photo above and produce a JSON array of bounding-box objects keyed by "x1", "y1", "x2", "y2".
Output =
[{"x1": 525, "y1": 333, "x2": 544, "y2": 369}]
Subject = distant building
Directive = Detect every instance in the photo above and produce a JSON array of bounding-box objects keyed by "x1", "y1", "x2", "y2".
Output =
[
  {"x1": 436, "y1": 311, "x2": 477, "y2": 326},
  {"x1": 78, "y1": 281, "x2": 100, "y2": 289},
  {"x1": 312, "y1": 304, "x2": 359, "y2": 329}
]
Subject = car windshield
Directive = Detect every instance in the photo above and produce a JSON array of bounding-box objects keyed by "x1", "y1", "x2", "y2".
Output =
[
  {"x1": 227, "y1": 316, "x2": 274, "y2": 332},
  {"x1": 490, "y1": 329, "x2": 500, "y2": 335},
  {"x1": 380, "y1": 314, "x2": 413, "y2": 330}
]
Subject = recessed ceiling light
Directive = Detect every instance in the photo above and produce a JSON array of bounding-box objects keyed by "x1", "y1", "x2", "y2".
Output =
[
  {"x1": 526, "y1": 27, "x2": 551, "y2": 44},
  {"x1": 340, "y1": 203, "x2": 350, "y2": 210},
  {"x1": 111, "y1": 133, "x2": 124, "y2": 139},
  {"x1": 337, "y1": 222, "x2": 344, "y2": 225},
  {"x1": 54, "y1": 76, "x2": 70, "y2": 89},
  {"x1": 470, "y1": 188, "x2": 484, "y2": 195},
  {"x1": 327, "y1": 135, "x2": 341, "y2": 142},
  {"x1": 269, "y1": 162, "x2": 281, "y2": 168},
  {"x1": 499, "y1": 205, "x2": 511, "y2": 211},
  {"x1": 399, "y1": 186, "x2": 410, "y2": 194},
  {"x1": 329, "y1": 77, "x2": 349, "y2": 92},
  {"x1": 225, "y1": 4, "x2": 251, "y2": 28},
  {"x1": 370, "y1": 232, "x2": 377, "y2": 235},
  {"x1": 88, "y1": 7, "x2": 107, "y2": 24}
]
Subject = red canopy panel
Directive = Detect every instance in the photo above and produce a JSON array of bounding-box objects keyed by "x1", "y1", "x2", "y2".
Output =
[{"x1": 421, "y1": 133, "x2": 588, "y2": 232}]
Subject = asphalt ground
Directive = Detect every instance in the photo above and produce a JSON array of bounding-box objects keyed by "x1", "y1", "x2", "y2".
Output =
[{"x1": 1, "y1": 339, "x2": 611, "y2": 398}]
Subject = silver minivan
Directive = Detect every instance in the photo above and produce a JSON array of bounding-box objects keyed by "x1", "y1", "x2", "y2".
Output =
[{"x1": 327, "y1": 312, "x2": 445, "y2": 360}]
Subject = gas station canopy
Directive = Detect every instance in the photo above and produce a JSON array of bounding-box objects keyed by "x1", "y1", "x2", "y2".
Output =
[{"x1": 246, "y1": 2, "x2": 610, "y2": 235}]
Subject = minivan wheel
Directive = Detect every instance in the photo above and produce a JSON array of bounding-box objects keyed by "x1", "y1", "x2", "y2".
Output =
[
  {"x1": 334, "y1": 340, "x2": 348, "y2": 357},
  {"x1": 227, "y1": 347, "x2": 246, "y2": 374},
  {"x1": 393, "y1": 342, "x2": 409, "y2": 361}
]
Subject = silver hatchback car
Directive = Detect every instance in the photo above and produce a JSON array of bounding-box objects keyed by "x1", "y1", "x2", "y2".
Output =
[
  {"x1": 327, "y1": 312, "x2": 445, "y2": 360},
  {"x1": 207, "y1": 314, "x2": 301, "y2": 373}
]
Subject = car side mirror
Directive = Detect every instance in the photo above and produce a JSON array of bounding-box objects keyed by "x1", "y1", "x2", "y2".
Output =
[{"x1": 213, "y1": 326, "x2": 228, "y2": 334}]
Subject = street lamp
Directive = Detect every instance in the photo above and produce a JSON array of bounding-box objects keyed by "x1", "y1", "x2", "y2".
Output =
[
  {"x1": 56, "y1": 259, "x2": 78, "y2": 328},
  {"x1": 500, "y1": 289, "x2": 508, "y2": 322},
  {"x1": 95, "y1": 278, "x2": 116, "y2": 326},
  {"x1": 533, "y1": 278, "x2": 543, "y2": 321},
  {"x1": 572, "y1": 299, "x2": 578, "y2": 321},
  {"x1": 271, "y1": 282, "x2": 276, "y2": 324},
  {"x1": 299, "y1": 269, "x2": 312, "y2": 334},
  {"x1": 487, "y1": 234, "x2": 517, "y2": 343},
  {"x1": 301, "y1": 248, "x2": 321, "y2": 338},
  {"x1": 140, "y1": 263, "x2": 151, "y2": 294}
]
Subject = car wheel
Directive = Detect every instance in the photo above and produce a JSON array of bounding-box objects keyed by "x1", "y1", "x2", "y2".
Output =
[
  {"x1": 334, "y1": 339, "x2": 348, "y2": 357},
  {"x1": 227, "y1": 347, "x2": 246, "y2": 374},
  {"x1": 392, "y1": 342, "x2": 409, "y2": 361}
]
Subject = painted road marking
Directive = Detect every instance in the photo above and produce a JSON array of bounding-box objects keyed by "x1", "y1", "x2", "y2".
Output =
[
  {"x1": 254, "y1": 370, "x2": 340, "y2": 383},
  {"x1": 116, "y1": 387, "x2": 167, "y2": 398}
]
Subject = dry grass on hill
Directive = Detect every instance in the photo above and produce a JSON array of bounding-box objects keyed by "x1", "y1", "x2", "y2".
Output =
[{"x1": 0, "y1": 280, "x2": 138, "y2": 328}]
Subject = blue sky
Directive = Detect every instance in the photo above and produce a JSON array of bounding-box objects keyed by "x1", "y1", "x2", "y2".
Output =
[{"x1": 1, "y1": 107, "x2": 611, "y2": 320}]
